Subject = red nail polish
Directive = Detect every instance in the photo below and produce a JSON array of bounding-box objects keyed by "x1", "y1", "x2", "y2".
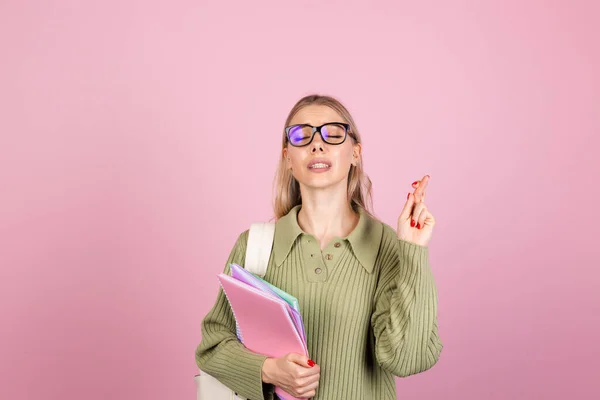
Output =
[
  {"x1": 308, "y1": 359, "x2": 315, "y2": 367},
  {"x1": 412, "y1": 181, "x2": 418, "y2": 186},
  {"x1": 407, "y1": 192, "x2": 410, "y2": 200},
  {"x1": 410, "y1": 220, "x2": 415, "y2": 227},
  {"x1": 417, "y1": 223, "x2": 421, "y2": 229}
]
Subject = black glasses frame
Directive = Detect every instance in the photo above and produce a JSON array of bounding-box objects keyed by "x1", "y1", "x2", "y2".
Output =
[{"x1": 285, "y1": 122, "x2": 351, "y2": 147}]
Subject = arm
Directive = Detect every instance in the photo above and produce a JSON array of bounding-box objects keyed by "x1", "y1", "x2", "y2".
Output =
[
  {"x1": 195, "y1": 230, "x2": 275, "y2": 400},
  {"x1": 370, "y1": 235, "x2": 443, "y2": 377}
]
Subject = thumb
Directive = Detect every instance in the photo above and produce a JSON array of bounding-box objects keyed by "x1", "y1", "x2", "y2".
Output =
[{"x1": 287, "y1": 353, "x2": 315, "y2": 368}]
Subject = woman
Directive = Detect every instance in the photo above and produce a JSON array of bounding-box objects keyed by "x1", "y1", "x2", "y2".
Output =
[{"x1": 196, "y1": 94, "x2": 443, "y2": 399}]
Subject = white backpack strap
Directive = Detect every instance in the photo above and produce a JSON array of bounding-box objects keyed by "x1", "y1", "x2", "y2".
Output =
[{"x1": 244, "y1": 222, "x2": 275, "y2": 277}]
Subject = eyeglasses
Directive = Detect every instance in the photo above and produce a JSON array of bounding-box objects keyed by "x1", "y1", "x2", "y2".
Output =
[{"x1": 285, "y1": 122, "x2": 351, "y2": 147}]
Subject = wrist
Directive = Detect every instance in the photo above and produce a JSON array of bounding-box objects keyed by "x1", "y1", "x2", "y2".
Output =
[{"x1": 261, "y1": 358, "x2": 276, "y2": 384}]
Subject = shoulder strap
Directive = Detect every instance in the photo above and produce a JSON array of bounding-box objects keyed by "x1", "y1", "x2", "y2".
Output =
[{"x1": 244, "y1": 222, "x2": 275, "y2": 277}]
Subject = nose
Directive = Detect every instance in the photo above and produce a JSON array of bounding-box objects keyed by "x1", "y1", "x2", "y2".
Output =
[{"x1": 310, "y1": 132, "x2": 326, "y2": 153}]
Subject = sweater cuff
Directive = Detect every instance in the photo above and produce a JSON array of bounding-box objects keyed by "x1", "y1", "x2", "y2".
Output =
[
  {"x1": 219, "y1": 340, "x2": 273, "y2": 399},
  {"x1": 398, "y1": 238, "x2": 429, "y2": 266},
  {"x1": 398, "y1": 237, "x2": 428, "y2": 249}
]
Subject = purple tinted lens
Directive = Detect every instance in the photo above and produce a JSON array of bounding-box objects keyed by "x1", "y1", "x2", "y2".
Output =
[
  {"x1": 322, "y1": 124, "x2": 345, "y2": 143},
  {"x1": 289, "y1": 126, "x2": 308, "y2": 145}
]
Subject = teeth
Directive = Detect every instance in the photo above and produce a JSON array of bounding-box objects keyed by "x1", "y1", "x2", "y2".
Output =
[{"x1": 311, "y1": 163, "x2": 329, "y2": 168}]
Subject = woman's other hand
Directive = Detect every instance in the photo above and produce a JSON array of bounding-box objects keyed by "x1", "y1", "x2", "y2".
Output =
[{"x1": 262, "y1": 353, "x2": 320, "y2": 398}]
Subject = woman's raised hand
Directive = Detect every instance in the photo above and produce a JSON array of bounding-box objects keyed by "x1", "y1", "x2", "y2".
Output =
[{"x1": 397, "y1": 174, "x2": 436, "y2": 246}]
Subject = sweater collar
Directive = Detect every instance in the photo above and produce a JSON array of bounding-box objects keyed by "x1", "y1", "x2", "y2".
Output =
[{"x1": 273, "y1": 204, "x2": 383, "y2": 274}]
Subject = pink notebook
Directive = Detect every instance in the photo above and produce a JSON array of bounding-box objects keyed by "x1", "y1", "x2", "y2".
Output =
[{"x1": 217, "y1": 273, "x2": 309, "y2": 400}]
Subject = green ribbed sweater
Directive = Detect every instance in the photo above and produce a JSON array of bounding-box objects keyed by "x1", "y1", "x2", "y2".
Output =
[{"x1": 196, "y1": 205, "x2": 443, "y2": 399}]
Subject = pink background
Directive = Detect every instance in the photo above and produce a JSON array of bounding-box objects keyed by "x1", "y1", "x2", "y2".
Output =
[{"x1": 1, "y1": 1, "x2": 598, "y2": 399}]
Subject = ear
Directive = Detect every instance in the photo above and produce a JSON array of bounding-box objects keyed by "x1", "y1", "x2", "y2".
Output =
[
  {"x1": 283, "y1": 148, "x2": 291, "y2": 168},
  {"x1": 352, "y1": 143, "x2": 362, "y2": 165}
]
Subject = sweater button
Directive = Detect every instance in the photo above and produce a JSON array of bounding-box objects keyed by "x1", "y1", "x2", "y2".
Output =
[
  {"x1": 325, "y1": 254, "x2": 333, "y2": 260},
  {"x1": 315, "y1": 268, "x2": 322, "y2": 274},
  {"x1": 334, "y1": 242, "x2": 341, "y2": 248}
]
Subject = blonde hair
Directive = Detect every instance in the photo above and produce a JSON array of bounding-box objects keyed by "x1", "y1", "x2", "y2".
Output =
[{"x1": 273, "y1": 94, "x2": 374, "y2": 219}]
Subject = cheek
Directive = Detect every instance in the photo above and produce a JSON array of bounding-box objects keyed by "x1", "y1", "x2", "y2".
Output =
[
  {"x1": 337, "y1": 146, "x2": 354, "y2": 165},
  {"x1": 287, "y1": 149, "x2": 305, "y2": 168}
]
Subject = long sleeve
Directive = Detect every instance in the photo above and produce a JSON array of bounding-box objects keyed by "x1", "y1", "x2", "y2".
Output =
[
  {"x1": 370, "y1": 234, "x2": 443, "y2": 377},
  {"x1": 195, "y1": 230, "x2": 275, "y2": 400}
]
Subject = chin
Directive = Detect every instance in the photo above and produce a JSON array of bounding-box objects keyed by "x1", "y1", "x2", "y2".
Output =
[{"x1": 298, "y1": 173, "x2": 347, "y2": 190}]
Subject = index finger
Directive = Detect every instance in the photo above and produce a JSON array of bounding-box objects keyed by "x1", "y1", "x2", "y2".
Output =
[
  {"x1": 299, "y1": 363, "x2": 321, "y2": 378},
  {"x1": 414, "y1": 175, "x2": 430, "y2": 200}
]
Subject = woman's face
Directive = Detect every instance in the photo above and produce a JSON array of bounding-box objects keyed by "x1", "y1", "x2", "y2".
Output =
[{"x1": 283, "y1": 105, "x2": 361, "y2": 190}]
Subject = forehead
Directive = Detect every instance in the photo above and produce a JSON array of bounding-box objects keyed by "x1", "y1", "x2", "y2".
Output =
[{"x1": 289, "y1": 105, "x2": 344, "y2": 126}]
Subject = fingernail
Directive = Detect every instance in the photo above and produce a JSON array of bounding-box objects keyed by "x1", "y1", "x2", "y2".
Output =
[
  {"x1": 410, "y1": 220, "x2": 416, "y2": 227},
  {"x1": 417, "y1": 223, "x2": 421, "y2": 229},
  {"x1": 308, "y1": 359, "x2": 315, "y2": 367},
  {"x1": 407, "y1": 192, "x2": 410, "y2": 200},
  {"x1": 412, "y1": 181, "x2": 418, "y2": 186}
]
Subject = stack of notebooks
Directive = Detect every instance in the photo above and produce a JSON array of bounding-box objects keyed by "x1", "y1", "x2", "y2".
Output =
[{"x1": 217, "y1": 263, "x2": 309, "y2": 400}]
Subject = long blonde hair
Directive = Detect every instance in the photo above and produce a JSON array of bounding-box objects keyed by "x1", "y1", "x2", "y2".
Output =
[{"x1": 273, "y1": 94, "x2": 374, "y2": 219}]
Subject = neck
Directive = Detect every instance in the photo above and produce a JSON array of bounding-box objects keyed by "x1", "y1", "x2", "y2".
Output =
[{"x1": 296, "y1": 180, "x2": 359, "y2": 242}]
